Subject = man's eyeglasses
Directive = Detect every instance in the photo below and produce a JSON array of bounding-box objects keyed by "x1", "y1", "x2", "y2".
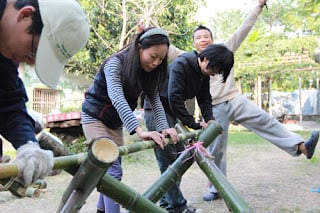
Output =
[{"x1": 28, "y1": 30, "x2": 36, "y2": 59}]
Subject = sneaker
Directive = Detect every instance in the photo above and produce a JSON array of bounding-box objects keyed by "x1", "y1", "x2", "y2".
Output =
[
  {"x1": 182, "y1": 206, "x2": 203, "y2": 213},
  {"x1": 202, "y1": 192, "x2": 219, "y2": 202},
  {"x1": 159, "y1": 201, "x2": 168, "y2": 209},
  {"x1": 158, "y1": 196, "x2": 168, "y2": 208},
  {"x1": 305, "y1": 131, "x2": 319, "y2": 159}
]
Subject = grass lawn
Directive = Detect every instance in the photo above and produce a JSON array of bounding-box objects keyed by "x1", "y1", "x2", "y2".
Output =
[{"x1": 228, "y1": 130, "x2": 311, "y2": 145}]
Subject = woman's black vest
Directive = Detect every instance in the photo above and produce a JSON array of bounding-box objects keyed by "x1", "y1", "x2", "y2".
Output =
[{"x1": 82, "y1": 52, "x2": 140, "y2": 129}]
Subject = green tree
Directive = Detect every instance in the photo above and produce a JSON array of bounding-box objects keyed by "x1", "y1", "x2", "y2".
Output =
[
  {"x1": 206, "y1": 1, "x2": 320, "y2": 92},
  {"x1": 235, "y1": 34, "x2": 319, "y2": 92},
  {"x1": 65, "y1": 0, "x2": 203, "y2": 82},
  {"x1": 208, "y1": 9, "x2": 246, "y2": 40}
]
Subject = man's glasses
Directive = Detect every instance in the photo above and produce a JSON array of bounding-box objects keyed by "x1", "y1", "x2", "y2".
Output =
[{"x1": 28, "y1": 30, "x2": 36, "y2": 59}]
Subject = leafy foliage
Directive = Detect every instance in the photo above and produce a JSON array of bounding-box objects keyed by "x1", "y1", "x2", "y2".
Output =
[
  {"x1": 65, "y1": 0, "x2": 203, "y2": 80},
  {"x1": 63, "y1": 0, "x2": 319, "y2": 92},
  {"x1": 208, "y1": 1, "x2": 320, "y2": 92}
]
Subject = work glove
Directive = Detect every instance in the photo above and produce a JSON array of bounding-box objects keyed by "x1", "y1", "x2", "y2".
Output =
[{"x1": 14, "y1": 142, "x2": 54, "y2": 186}]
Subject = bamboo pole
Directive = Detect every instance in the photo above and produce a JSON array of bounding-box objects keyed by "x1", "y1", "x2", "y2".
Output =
[
  {"x1": 51, "y1": 153, "x2": 86, "y2": 171},
  {"x1": 57, "y1": 137, "x2": 119, "y2": 213},
  {"x1": 93, "y1": 130, "x2": 201, "y2": 213},
  {"x1": 0, "y1": 154, "x2": 87, "y2": 180},
  {"x1": 175, "y1": 122, "x2": 190, "y2": 134},
  {"x1": 37, "y1": 130, "x2": 79, "y2": 175},
  {"x1": 195, "y1": 150, "x2": 253, "y2": 212},
  {"x1": 37, "y1": 131, "x2": 72, "y2": 156},
  {"x1": 142, "y1": 121, "x2": 223, "y2": 203},
  {"x1": 48, "y1": 137, "x2": 169, "y2": 212},
  {"x1": 0, "y1": 163, "x2": 18, "y2": 179},
  {"x1": 177, "y1": 122, "x2": 252, "y2": 211},
  {"x1": 97, "y1": 174, "x2": 166, "y2": 213},
  {"x1": 35, "y1": 143, "x2": 165, "y2": 213},
  {"x1": 142, "y1": 147, "x2": 195, "y2": 203},
  {"x1": 0, "y1": 130, "x2": 203, "y2": 212},
  {"x1": 177, "y1": 122, "x2": 253, "y2": 212},
  {"x1": 0, "y1": 131, "x2": 202, "y2": 180},
  {"x1": 118, "y1": 130, "x2": 201, "y2": 156}
]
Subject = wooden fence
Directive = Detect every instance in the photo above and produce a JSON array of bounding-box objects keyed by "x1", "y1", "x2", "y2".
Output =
[{"x1": 32, "y1": 88, "x2": 61, "y2": 115}]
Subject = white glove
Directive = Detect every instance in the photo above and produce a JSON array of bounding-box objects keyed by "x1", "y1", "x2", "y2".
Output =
[{"x1": 14, "y1": 143, "x2": 54, "y2": 186}]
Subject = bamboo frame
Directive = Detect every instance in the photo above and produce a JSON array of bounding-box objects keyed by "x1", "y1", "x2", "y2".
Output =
[
  {"x1": 0, "y1": 122, "x2": 252, "y2": 212},
  {"x1": 142, "y1": 121, "x2": 222, "y2": 203},
  {"x1": 57, "y1": 137, "x2": 119, "y2": 212},
  {"x1": 196, "y1": 150, "x2": 253, "y2": 212}
]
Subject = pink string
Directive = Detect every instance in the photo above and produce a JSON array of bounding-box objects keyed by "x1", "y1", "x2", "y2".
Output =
[{"x1": 180, "y1": 141, "x2": 214, "y2": 164}]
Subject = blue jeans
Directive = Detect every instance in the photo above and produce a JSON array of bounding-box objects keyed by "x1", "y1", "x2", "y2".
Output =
[
  {"x1": 144, "y1": 109, "x2": 187, "y2": 212},
  {"x1": 96, "y1": 157, "x2": 122, "y2": 213}
]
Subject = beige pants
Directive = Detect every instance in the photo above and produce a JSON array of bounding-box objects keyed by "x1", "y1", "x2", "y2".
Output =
[{"x1": 82, "y1": 121, "x2": 124, "y2": 147}]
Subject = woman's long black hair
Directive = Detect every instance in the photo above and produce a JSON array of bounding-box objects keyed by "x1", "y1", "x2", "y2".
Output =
[{"x1": 120, "y1": 27, "x2": 170, "y2": 97}]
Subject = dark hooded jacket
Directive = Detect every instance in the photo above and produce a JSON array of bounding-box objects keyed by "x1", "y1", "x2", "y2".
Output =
[
  {"x1": 0, "y1": 0, "x2": 28, "y2": 111},
  {"x1": 143, "y1": 50, "x2": 214, "y2": 129},
  {"x1": 0, "y1": 0, "x2": 37, "y2": 148}
]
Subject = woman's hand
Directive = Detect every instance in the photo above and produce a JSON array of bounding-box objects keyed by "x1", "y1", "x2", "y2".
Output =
[
  {"x1": 162, "y1": 128, "x2": 178, "y2": 144},
  {"x1": 135, "y1": 126, "x2": 167, "y2": 149},
  {"x1": 200, "y1": 119, "x2": 216, "y2": 129},
  {"x1": 200, "y1": 121, "x2": 208, "y2": 129}
]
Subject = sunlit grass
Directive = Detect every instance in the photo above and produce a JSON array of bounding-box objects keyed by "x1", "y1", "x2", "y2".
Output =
[
  {"x1": 228, "y1": 130, "x2": 311, "y2": 145},
  {"x1": 121, "y1": 129, "x2": 318, "y2": 164}
]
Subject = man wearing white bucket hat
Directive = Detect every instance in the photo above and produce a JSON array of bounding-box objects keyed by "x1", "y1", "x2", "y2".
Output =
[{"x1": 0, "y1": 0, "x2": 89, "y2": 187}]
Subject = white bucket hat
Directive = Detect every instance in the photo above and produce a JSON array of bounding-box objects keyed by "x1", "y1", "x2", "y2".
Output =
[{"x1": 35, "y1": 0, "x2": 90, "y2": 89}]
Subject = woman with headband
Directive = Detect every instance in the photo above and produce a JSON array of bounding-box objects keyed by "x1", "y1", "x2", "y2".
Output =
[{"x1": 81, "y1": 27, "x2": 178, "y2": 213}]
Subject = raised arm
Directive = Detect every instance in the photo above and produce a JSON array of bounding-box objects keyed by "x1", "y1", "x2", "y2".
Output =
[{"x1": 225, "y1": 0, "x2": 267, "y2": 52}]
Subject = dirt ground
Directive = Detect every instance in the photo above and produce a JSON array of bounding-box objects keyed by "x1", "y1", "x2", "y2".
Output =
[{"x1": 0, "y1": 122, "x2": 319, "y2": 213}]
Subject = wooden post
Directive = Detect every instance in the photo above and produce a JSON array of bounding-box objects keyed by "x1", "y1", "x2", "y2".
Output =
[
  {"x1": 299, "y1": 77, "x2": 303, "y2": 122},
  {"x1": 268, "y1": 77, "x2": 273, "y2": 116},
  {"x1": 257, "y1": 75, "x2": 262, "y2": 109}
]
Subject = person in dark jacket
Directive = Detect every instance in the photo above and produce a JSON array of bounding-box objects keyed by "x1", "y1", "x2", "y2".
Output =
[
  {"x1": 167, "y1": 43, "x2": 233, "y2": 129},
  {"x1": 81, "y1": 27, "x2": 178, "y2": 213},
  {"x1": 144, "y1": 43, "x2": 234, "y2": 213},
  {"x1": 0, "y1": 0, "x2": 89, "y2": 186}
]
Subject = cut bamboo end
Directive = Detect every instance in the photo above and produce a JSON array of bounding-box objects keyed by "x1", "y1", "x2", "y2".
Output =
[{"x1": 91, "y1": 137, "x2": 119, "y2": 163}]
